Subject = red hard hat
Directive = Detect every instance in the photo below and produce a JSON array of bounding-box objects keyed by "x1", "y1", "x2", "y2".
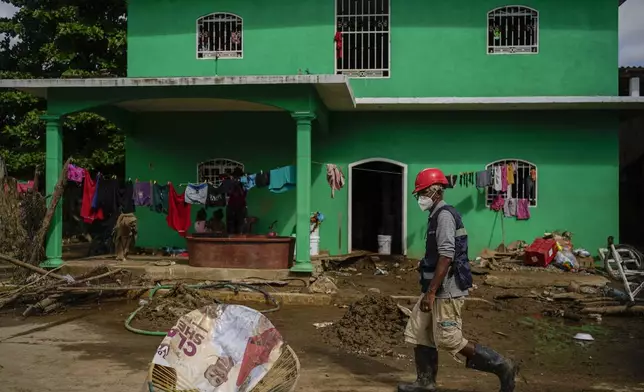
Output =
[{"x1": 413, "y1": 168, "x2": 448, "y2": 194}]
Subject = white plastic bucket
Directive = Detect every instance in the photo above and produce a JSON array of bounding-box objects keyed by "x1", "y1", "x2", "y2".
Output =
[
  {"x1": 310, "y1": 236, "x2": 320, "y2": 256},
  {"x1": 377, "y1": 235, "x2": 392, "y2": 255}
]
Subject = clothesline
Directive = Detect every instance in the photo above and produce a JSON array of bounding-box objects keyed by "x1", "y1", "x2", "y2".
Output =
[{"x1": 310, "y1": 161, "x2": 403, "y2": 176}]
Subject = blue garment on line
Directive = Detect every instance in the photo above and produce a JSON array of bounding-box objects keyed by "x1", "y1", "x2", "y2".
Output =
[
  {"x1": 91, "y1": 175, "x2": 101, "y2": 209},
  {"x1": 240, "y1": 174, "x2": 256, "y2": 191},
  {"x1": 269, "y1": 166, "x2": 296, "y2": 193}
]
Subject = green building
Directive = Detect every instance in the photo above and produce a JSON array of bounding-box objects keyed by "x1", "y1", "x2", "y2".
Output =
[{"x1": 2, "y1": 0, "x2": 643, "y2": 272}]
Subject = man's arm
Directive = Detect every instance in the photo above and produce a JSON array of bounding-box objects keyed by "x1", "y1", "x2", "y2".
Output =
[{"x1": 427, "y1": 211, "x2": 456, "y2": 295}]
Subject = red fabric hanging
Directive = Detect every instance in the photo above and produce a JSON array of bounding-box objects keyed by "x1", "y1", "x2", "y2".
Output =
[
  {"x1": 334, "y1": 32, "x2": 343, "y2": 59},
  {"x1": 81, "y1": 169, "x2": 104, "y2": 224},
  {"x1": 167, "y1": 184, "x2": 191, "y2": 237}
]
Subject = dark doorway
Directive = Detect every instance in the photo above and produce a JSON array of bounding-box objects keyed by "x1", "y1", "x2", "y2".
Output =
[{"x1": 351, "y1": 160, "x2": 404, "y2": 254}]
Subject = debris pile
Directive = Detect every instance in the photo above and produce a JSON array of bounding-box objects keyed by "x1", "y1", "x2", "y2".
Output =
[
  {"x1": 322, "y1": 294, "x2": 408, "y2": 357},
  {"x1": 134, "y1": 284, "x2": 215, "y2": 331},
  {"x1": 0, "y1": 176, "x2": 46, "y2": 263},
  {"x1": 0, "y1": 258, "x2": 135, "y2": 316}
]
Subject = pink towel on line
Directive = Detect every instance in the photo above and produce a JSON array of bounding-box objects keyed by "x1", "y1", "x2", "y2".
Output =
[
  {"x1": 67, "y1": 164, "x2": 85, "y2": 183},
  {"x1": 517, "y1": 199, "x2": 530, "y2": 220}
]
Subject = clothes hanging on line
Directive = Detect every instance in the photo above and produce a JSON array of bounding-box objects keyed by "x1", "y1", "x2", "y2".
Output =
[
  {"x1": 185, "y1": 183, "x2": 208, "y2": 204},
  {"x1": 67, "y1": 164, "x2": 85, "y2": 183},
  {"x1": 119, "y1": 180, "x2": 135, "y2": 214},
  {"x1": 81, "y1": 169, "x2": 104, "y2": 224},
  {"x1": 167, "y1": 184, "x2": 191, "y2": 237},
  {"x1": 490, "y1": 195, "x2": 505, "y2": 211},
  {"x1": 205, "y1": 184, "x2": 226, "y2": 207},
  {"x1": 151, "y1": 183, "x2": 169, "y2": 214},
  {"x1": 445, "y1": 174, "x2": 457, "y2": 188},
  {"x1": 326, "y1": 164, "x2": 345, "y2": 198},
  {"x1": 16, "y1": 180, "x2": 34, "y2": 193},
  {"x1": 91, "y1": 174, "x2": 102, "y2": 209},
  {"x1": 134, "y1": 181, "x2": 152, "y2": 207},
  {"x1": 240, "y1": 174, "x2": 256, "y2": 191},
  {"x1": 501, "y1": 164, "x2": 508, "y2": 192},
  {"x1": 506, "y1": 163, "x2": 515, "y2": 185},
  {"x1": 459, "y1": 172, "x2": 475, "y2": 187},
  {"x1": 269, "y1": 165, "x2": 296, "y2": 193},
  {"x1": 476, "y1": 169, "x2": 493, "y2": 188},
  {"x1": 517, "y1": 199, "x2": 531, "y2": 220},
  {"x1": 255, "y1": 171, "x2": 270, "y2": 188},
  {"x1": 493, "y1": 166, "x2": 503, "y2": 191},
  {"x1": 95, "y1": 178, "x2": 120, "y2": 216},
  {"x1": 503, "y1": 198, "x2": 517, "y2": 217}
]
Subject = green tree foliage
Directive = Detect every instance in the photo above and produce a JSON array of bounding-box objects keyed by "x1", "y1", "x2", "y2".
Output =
[{"x1": 0, "y1": 0, "x2": 127, "y2": 178}]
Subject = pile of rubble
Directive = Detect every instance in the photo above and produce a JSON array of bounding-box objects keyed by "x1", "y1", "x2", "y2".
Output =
[{"x1": 322, "y1": 294, "x2": 408, "y2": 357}]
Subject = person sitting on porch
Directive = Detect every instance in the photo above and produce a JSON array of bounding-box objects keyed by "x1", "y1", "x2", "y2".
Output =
[
  {"x1": 208, "y1": 209, "x2": 226, "y2": 235},
  {"x1": 194, "y1": 208, "x2": 209, "y2": 234}
]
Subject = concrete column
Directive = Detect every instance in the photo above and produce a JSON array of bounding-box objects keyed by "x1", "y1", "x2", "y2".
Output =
[
  {"x1": 41, "y1": 114, "x2": 64, "y2": 268},
  {"x1": 630, "y1": 77, "x2": 640, "y2": 97},
  {"x1": 291, "y1": 112, "x2": 315, "y2": 273}
]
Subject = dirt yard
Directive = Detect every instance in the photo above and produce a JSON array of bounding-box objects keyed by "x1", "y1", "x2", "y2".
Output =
[{"x1": 1, "y1": 264, "x2": 643, "y2": 392}]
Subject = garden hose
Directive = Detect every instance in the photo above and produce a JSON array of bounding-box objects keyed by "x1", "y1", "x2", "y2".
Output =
[{"x1": 124, "y1": 282, "x2": 281, "y2": 336}]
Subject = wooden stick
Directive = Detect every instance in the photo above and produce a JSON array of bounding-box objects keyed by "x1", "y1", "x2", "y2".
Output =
[
  {"x1": 28, "y1": 157, "x2": 72, "y2": 265},
  {"x1": 581, "y1": 305, "x2": 644, "y2": 315},
  {"x1": 0, "y1": 253, "x2": 67, "y2": 281},
  {"x1": 68, "y1": 268, "x2": 123, "y2": 286},
  {"x1": 51, "y1": 285, "x2": 155, "y2": 292},
  {"x1": 576, "y1": 297, "x2": 614, "y2": 303}
]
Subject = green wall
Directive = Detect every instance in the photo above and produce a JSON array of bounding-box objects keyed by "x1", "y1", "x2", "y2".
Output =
[
  {"x1": 126, "y1": 110, "x2": 619, "y2": 259},
  {"x1": 127, "y1": 0, "x2": 618, "y2": 97}
]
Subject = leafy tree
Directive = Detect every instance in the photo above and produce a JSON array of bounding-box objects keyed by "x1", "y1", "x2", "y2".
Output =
[{"x1": 0, "y1": 0, "x2": 127, "y2": 178}]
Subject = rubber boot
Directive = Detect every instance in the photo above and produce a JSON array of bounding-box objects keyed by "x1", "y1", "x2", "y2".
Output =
[
  {"x1": 397, "y1": 346, "x2": 438, "y2": 392},
  {"x1": 465, "y1": 344, "x2": 518, "y2": 392}
]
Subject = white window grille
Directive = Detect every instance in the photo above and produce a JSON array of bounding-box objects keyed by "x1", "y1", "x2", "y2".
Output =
[
  {"x1": 487, "y1": 6, "x2": 538, "y2": 55},
  {"x1": 197, "y1": 13, "x2": 243, "y2": 59},
  {"x1": 335, "y1": 0, "x2": 390, "y2": 78},
  {"x1": 485, "y1": 159, "x2": 538, "y2": 207},
  {"x1": 197, "y1": 159, "x2": 244, "y2": 187}
]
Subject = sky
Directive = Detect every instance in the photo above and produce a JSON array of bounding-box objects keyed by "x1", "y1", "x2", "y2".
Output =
[{"x1": 0, "y1": 0, "x2": 643, "y2": 66}]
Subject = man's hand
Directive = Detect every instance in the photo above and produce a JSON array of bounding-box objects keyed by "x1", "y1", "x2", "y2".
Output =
[{"x1": 420, "y1": 291, "x2": 435, "y2": 313}]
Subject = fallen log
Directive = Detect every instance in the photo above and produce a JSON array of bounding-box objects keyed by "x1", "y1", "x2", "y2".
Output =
[
  {"x1": 552, "y1": 292, "x2": 587, "y2": 301},
  {"x1": 580, "y1": 305, "x2": 644, "y2": 315},
  {"x1": 575, "y1": 300, "x2": 622, "y2": 307},
  {"x1": 0, "y1": 253, "x2": 67, "y2": 281},
  {"x1": 494, "y1": 293, "x2": 538, "y2": 300},
  {"x1": 28, "y1": 157, "x2": 72, "y2": 265}
]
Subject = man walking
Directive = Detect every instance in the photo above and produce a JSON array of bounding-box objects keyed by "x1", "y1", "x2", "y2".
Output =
[{"x1": 398, "y1": 168, "x2": 518, "y2": 392}]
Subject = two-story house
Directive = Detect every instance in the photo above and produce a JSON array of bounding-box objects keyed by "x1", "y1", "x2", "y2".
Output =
[{"x1": 2, "y1": 0, "x2": 643, "y2": 272}]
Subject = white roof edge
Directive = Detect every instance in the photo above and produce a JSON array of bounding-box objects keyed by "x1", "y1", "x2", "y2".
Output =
[
  {"x1": 0, "y1": 75, "x2": 349, "y2": 89},
  {"x1": 356, "y1": 96, "x2": 644, "y2": 105}
]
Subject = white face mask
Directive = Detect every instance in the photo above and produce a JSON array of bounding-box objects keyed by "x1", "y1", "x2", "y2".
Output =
[{"x1": 417, "y1": 196, "x2": 434, "y2": 211}]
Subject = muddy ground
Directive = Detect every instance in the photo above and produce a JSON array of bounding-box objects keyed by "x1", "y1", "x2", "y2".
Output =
[{"x1": 1, "y1": 266, "x2": 644, "y2": 392}]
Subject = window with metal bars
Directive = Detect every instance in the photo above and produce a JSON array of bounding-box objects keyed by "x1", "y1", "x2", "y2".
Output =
[
  {"x1": 197, "y1": 13, "x2": 243, "y2": 59},
  {"x1": 487, "y1": 6, "x2": 538, "y2": 55},
  {"x1": 485, "y1": 159, "x2": 538, "y2": 207},
  {"x1": 335, "y1": 0, "x2": 390, "y2": 78},
  {"x1": 197, "y1": 159, "x2": 245, "y2": 187}
]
